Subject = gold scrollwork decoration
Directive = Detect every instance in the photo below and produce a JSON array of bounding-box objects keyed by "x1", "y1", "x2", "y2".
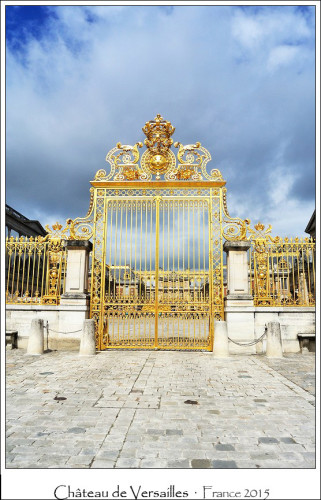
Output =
[
  {"x1": 222, "y1": 188, "x2": 250, "y2": 241},
  {"x1": 248, "y1": 223, "x2": 280, "y2": 306},
  {"x1": 93, "y1": 115, "x2": 227, "y2": 182},
  {"x1": 42, "y1": 238, "x2": 65, "y2": 305}
]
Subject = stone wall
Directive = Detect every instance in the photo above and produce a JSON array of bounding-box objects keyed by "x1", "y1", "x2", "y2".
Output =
[
  {"x1": 6, "y1": 304, "x2": 314, "y2": 353},
  {"x1": 6, "y1": 304, "x2": 89, "y2": 350},
  {"x1": 224, "y1": 306, "x2": 315, "y2": 354},
  {"x1": 253, "y1": 308, "x2": 315, "y2": 354}
]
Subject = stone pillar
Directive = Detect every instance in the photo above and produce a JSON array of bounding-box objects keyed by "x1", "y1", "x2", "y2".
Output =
[
  {"x1": 223, "y1": 240, "x2": 255, "y2": 354},
  {"x1": 60, "y1": 240, "x2": 93, "y2": 305},
  {"x1": 58, "y1": 240, "x2": 93, "y2": 349},
  {"x1": 213, "y1": 320, "x2": 229, "y2": 357},
  {"x1": 266, "y1": 321, "x2": 283, "y2": 358},
  {"x1": 224, "y1": 240, "x2": 252, "y2": 298},
  {"x1": 79, "y1": 319, "x2": 96, "y2": 356},
  {"x1": 27, "y1": 318, "x2": 44, "y2": 355}
]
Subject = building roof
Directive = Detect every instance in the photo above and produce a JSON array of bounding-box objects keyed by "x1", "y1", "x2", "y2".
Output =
[
  {"x1": 305, "y1": 210, "x2": 315, "y2": 237},
  {"x1": 6, "y1": 204, "x2": 47, "y2": 237}
]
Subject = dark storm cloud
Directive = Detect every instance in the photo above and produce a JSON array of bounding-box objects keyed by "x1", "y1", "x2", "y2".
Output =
[{"x1": 5, "y1": 4, "x2": 315, "y2": 236}]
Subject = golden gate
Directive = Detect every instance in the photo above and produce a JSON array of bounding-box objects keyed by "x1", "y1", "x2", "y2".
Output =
[{"x1": 81, "y1": 114, "x2": 248, "y2": 350}]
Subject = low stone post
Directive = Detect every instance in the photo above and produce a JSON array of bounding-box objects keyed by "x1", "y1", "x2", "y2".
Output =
[
  {"x1": 266, "y1": 321, "x2": 283, "y2": 358},
  {"x1": 213, "y1": 320, "x2": 229, "y2": 358},
  {"x1": 27, "y1": 318, "x2": 44, "y2": 355},
  {"x1": 79, "y1": 319, "x2": 96, "y2": 356}
]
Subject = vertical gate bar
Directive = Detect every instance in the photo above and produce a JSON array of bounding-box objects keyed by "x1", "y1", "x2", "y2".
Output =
[
  {"x1": 202, "y1": 201, "x2": 206, "y2": 301},
  {"x1": 219, "y1": 188, "x2": 224, "y2": 321},
  {"x1": 167, "y1": 203, "x2": 170, "y2": 305},
  {"x1": 11, "y1": 241, "x2": 16, "y2": 298},
  {"x1": 36, "y1": 244, "x2": 41, "y2": 299},
  {"x1": 129, "y1": 201, "x2": 133, "y2": 287},
  {"x1": 134, "y1": 199, "x2": 137, "y2": 296},
  {"x1": 177, "y1": 200, "x2": 180, "y2": 347},
  {"x1": 306, "y1": 243, "x2": 311, "y2": 301},
  {"x1": 311, "y1": 241, "x2": 315, "y2": 300},
  {"x1": 26, "y1": 244, "x2": 31, "y2": 297},
  {"x1": 202, "y1": 201, "x2": 206, "y2": 342},
  {"x1": 118, "y1": 202, "x2": 124, "y2": 300},
  {"x1": 172, "y1": 201, "x2": 175, "y2": 345},
  {"x1": 182, "y1": 201, "x2": 186, "y2": 342},
  {"x1": 20, "y1": 243, "x2": 26, "y2": 298},
  {"x1": 108, "y1": 201, "x2": 113, "y2": 301},
  {"x1": 145, "y1": 203, "x2": 148, "y2": 302},
  {"x1": 192, "y1": 200, "x2": 195, "y2": 294},
  {"x1": 150, "y1": 200, "x2": 153, "y2": 345},
  {"x1": 182, "y1": 201, "x2": 185, "y2": 306},
  {"x1": 287, "y1": 243, "x2": 292, "y2": 302},
  {"x1": 113, "y1": 202, "x2": 118, "y2": 300},
  {"x1": 187, "y1": 201, "x2": 190, "y2": 341},
  {"x1": 99, "y1": 194, "x2": 108, "y2": 350},
  {"x1": 16, "y1": 244, "x2": 22, "y2": 298},
  {"x1": 125, "y1": 200, "x2": 129, "y2": 344},
  {"x1": 208, "y1": 191, "x2": 214, "y2": 350},
  {"x1": 140, "y1": 201, "x2": 143, "y2": 301},
  {"x1": 89, "y1": 188, "x2": 97, "y2": 323},
  {"x1": 149, "y1": 201, "x2": 152, "y2": 299},
  {"x1": 155, "y1": 197, "x2": 160, "y2": 348},
  {"x1": 125, "y1": 201, "x2": 128, "y2": 274},
  {"x1": 113, "y1": 202, "x2": 119, "y2": 342},
  {"x1": 197, "y1": 200, "x2": 201, "y2": 304},
  {"x1": 42, "y1": 244, "x2": 47, "y2": 298},
  {"x1": 162, "y1": 200, "x2": 165, "y2": 341},
  {"x1": 31, "y1": 244, "x2": 35, "y2": 299},
  {"x1": 300, "y1": 243, "x2": 306, "y2": 304},
  {"x1": 172, "y1": 201, "x2": 175, "y2": 278},
  {"x1": 6, "y1": 242, "x2": 12, "y2": 299}
]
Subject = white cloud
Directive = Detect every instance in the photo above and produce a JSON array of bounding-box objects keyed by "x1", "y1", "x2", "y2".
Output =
[
  {"x1": 231, "y1": 15, "x2": 263, "y2": 48},
  {"x1": 267, "y1": 45, "x2": 300, "y2": 71},
  {"x1": 232, "y1": 7, "x2": 311, "y2": 50}
]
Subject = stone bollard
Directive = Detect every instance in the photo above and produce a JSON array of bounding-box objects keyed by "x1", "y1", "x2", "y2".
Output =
[
  {"x1": 213, "y1": 320, "x2": 229, "y2": 358},
  {"x1": 27, "y1": 318, "x2": 44, "y2": 355},
  {"x1": 79, "y1": 319, "x2": 96, "y2": 356},
  {"x1": 266, "y1": 322, "x2": 283, "y2": 358}
]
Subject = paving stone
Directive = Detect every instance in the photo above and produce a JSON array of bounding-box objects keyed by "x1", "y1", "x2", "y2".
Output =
[
  {"x1": 212, "y1": 460, "x2": 238, "y2": 468},
  {"x1": 215, "y1": 444, "x2": 235, "y2": 451},
  {"x1": 140, "y1": 459, "x2": 168, "y2": 468},
  {"x1": 167, "y1": 459, "x2": 190, "y2": 468},
  {"x1": 191, "y1": 459, "x2": 211, "y2": 468},
  {"x1": 258, "y1": 437, "x2": 279, "y2": 444},
  {"x1": 66, "y1": 427, "x2": 86, "y2": 434},
  {"x1": 5, "y1": 349, "x2": 315, "y2": 469},
  {"x1": 116, "y1": 458, "x2": 141, "y2": 468}
]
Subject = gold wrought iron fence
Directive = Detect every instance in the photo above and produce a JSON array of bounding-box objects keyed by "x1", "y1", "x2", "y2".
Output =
[
  {"x1": 5, "y1": 235, "x2": 67, "y2": 305},
  {"x1": 249, "y1": 230, "x2": 315, "y2": 307}
]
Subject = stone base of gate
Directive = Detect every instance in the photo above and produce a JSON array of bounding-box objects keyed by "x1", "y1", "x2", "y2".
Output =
[
  {"x1": 223, "y1": 305, "x2": 315, "y2": 354},
  {"x1": 6, "y1": 304, "x2": 89, "y2": 350},
  {"x1": 224, "y1": 298, "x2": 256, "y2": 354},
  {"x1": 253, "y1": 308, "x2": 314, "y2": 354}
]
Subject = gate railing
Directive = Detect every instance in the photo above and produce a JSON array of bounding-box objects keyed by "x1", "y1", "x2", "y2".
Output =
[
  {"x1": 248, "y1": 225, "x2": 315, "y2": 307},
  {"x1": 5, "y1": 235, "x2": 67, "y2": 305}
]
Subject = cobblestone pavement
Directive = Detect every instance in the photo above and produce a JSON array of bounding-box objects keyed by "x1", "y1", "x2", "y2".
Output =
[{"x1": 6, "y1": 349, "x2": 315, "y2": 469}]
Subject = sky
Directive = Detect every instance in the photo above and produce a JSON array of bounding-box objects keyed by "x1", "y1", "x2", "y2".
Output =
[{"x1": 5, "y1": 3, "x2": 316, "y2": 238}]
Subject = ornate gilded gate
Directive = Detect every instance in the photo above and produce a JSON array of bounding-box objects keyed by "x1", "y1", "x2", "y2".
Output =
[
  {"x1": 6, "y1": 115, "x2": 315, "y2": 351},
  {"x1": 66, "y1": 115, "x2": 248, "y2": 350}
]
